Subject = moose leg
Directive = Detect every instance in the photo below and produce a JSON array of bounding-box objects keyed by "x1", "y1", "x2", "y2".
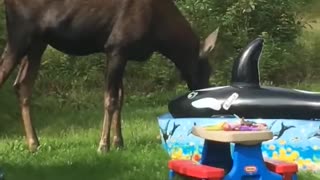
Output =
[
  {"x1": 98, "y1": 53, "x2": 127, "y2": 153},
  {"x1": 112, "y1": 81, "x2": 124, "y2": 149},
  {"x1": 0, "y1": 44, "x2": 20, "y2": 88},
  {"x1": 13, "y1": 43, "x2": 47, "y2": 152}
]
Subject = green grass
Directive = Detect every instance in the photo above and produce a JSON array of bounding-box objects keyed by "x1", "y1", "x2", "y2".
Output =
[
  {"x1": 0, "y1": 79, "x2": 175, "y2": 180},
  {"x1": 0, "y1": 89, "x2": 170, "y2": 179},
  {"x1": 1, "y1": 81, "x2": 320, "y2": 180}
]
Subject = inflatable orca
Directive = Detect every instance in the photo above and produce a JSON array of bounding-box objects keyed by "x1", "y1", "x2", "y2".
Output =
[{"x1": 168, "y1": 38, "x2": 320, "y2": 120}]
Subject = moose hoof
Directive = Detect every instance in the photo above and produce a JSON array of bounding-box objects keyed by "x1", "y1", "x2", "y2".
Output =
[
  {"x1": 28, "y1": 140, "x2": 39, "y2": 153},
  {"x1": 97, "y1": 144, "x2": 110, "y2": 154},
  {"x1": 113, "y1": 136, "x2": 124, "y2": 150}
]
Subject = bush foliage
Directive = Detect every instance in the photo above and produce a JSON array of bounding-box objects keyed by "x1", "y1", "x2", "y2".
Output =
[{"x1": 0, "y1": 0, "x2": 319, "y2": 107}]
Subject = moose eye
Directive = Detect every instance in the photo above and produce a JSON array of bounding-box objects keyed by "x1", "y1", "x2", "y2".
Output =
[{"x1": 187, "y1": 92, "x2": 198, "y2": 99}]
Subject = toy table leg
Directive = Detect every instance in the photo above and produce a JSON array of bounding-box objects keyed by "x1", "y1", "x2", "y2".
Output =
[
  {"x1": 224, "y1": 143, "x2": 282, "y2": 180},
  {"x1": 169, "y1": 169, "x2": 175, "y2": 180},
  {"x1": 292, "y1": 174, "x2": 298, "y2": 180},
  {"x1": 201, "y1": 140, "x2": 233, "y2": 172}
]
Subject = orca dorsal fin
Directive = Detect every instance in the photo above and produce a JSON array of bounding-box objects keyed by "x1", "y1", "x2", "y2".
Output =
[{"x1": 231, "y1": 38, "x2": 264, "y2": 88}]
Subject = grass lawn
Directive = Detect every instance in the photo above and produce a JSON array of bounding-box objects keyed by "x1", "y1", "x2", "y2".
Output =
[
  {"x1": 0, "y1": 99, "x2": 169, "y2": 179},
  {"x1": 1, "y1": 82, "x2": 320, "y2": 180},
  {"x1": 0, "y1": 82, "x2": 170, "y2": 180}
]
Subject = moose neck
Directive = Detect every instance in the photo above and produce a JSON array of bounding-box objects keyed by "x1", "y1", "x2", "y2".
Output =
[
  {"x1": 153, "y1": 1, "x2": 203, "y2": 90},
  {"x1": 157, "y1": 37, "x2": 202, "y2": 90}
]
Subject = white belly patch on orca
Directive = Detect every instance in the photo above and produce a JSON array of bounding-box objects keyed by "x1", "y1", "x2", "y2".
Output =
[{"x1": 191, "y1": 98, "x2": 222, "y2": 111}]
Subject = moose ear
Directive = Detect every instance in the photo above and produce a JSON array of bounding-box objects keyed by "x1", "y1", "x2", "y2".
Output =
[{"x1": 200, "y1": 27, "x2": 219, "y2": 58}]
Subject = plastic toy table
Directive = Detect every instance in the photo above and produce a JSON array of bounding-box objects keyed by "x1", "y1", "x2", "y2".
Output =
[{"x1": 192, "y1": 127, "x2": 283, "y2": 180}]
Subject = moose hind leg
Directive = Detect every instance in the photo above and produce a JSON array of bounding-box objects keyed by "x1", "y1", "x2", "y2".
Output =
[
  {"x1": 112, "y1": 82, "x2": 124, "y2": 149},
  {"x1": 14, "y1": 43, "x2": 47, "y2": 152}
]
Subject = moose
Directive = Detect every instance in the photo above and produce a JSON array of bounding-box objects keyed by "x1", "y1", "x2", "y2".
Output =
[{"x1": 0, "y1": 0, "x2": 219, "y2": 153}]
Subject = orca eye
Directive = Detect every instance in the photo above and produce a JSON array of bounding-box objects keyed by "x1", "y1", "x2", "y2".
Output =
[{"x1": 187, "y1": 92, "x2": 198, "y2": 99}]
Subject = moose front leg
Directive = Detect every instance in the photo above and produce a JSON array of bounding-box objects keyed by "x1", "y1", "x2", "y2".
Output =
[
  {"x1": 98, "y1": 53, "x2": 127, "y2": 153},
  {"x1": 13, "y1": 43, "x2": 47, "y2": 152},
  {"x1": 14, "y1": 58, "x2": 40, "y2": 152}
]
